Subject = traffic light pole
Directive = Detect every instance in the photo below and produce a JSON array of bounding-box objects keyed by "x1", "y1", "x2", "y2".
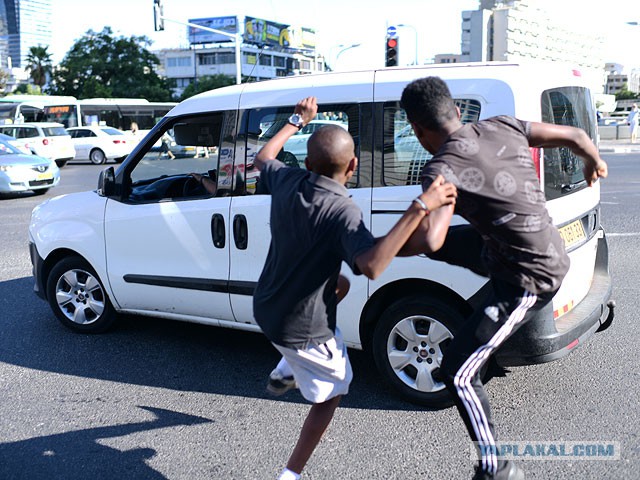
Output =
[{"x1": 154, "y1": 7, "x2": 242, "y2": 85}]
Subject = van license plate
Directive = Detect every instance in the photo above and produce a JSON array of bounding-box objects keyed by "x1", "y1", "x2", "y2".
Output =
[{"x1": 559, "y1": 220, "x2": 586, "y2": 248}]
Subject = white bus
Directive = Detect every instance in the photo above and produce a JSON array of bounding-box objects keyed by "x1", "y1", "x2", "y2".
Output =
[
  {"x1": 41, "y1": 98, "x2": 177, "y2": 132},
  {"x1": 0, "y1": 95, "x2": 77, "y2": 124}
]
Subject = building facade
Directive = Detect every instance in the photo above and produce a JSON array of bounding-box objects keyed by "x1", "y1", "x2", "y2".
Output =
[
  {"x1": 0, "y1": 0, "x2": 52, "y2": 68},
  {"x1": 460, "y1": 0, "x2": 605, "y2": 90},
  {"x1": 157, "y1": 44, "x2": 324, "y2": 98},
  {"x1": 155, "y1": 15, "x2": 325, "y2": 97}
]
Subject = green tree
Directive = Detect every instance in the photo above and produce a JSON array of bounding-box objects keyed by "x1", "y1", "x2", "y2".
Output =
[
  {"x1": 12, "y1": 84, "x2": 43, "y2": 95},
  {"x1": 26, "y1": 45, "x2": 53, "y2": 88},
  {"x1": 615, "y1": 84, "x2": 639, "y2": 101},
  {"x1": 0, "y1": 69, "x2": 10, "y2": 93},
  {"x1": 179, "y1": 74, "x2": 235, "y2": 101},
  {"x1": 48, "y1": 27, "x2": 174, "y2": 101}
]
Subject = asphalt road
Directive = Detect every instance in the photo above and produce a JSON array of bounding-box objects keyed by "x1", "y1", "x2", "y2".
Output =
[{"x1": 1, "y1": 154, "x2": 639, "y2": 479}]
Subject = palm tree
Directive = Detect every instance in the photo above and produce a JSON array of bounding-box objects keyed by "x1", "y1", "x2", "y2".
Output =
[{"x1": 26, "y1": 45, "x2": 53, "y2": 88}]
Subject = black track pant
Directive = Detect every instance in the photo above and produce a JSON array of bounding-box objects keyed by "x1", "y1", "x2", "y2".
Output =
[{"x1": 440, "y1": 278, "x2": 554, "y2": 475}]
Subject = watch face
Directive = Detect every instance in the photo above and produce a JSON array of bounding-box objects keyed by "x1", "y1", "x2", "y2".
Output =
[{"x1": 289, "y1": 114, "x2": 303, "y2": 126}]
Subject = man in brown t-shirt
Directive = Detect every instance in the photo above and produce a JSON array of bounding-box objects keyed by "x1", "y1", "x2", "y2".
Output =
[{"x1": 400, "y1": 76, "x2": 608, "y2": 480}]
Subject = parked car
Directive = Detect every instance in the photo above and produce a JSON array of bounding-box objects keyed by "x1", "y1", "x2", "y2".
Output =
[
  {"x1": 0, "y1": 137, "x2": 60, "y2": 196},
  {"x1": 0, "y1": 132, "x2": 32, "y2": 155},
  {"x1": 0, "y1": 122, "x2": 75, "y2": 168},
  {"x1": 67, "y1": 126, "x2": 135, "y2": 165},
  {"x1": 261, "y1": 119, "x2": 348, "y2": 165}
]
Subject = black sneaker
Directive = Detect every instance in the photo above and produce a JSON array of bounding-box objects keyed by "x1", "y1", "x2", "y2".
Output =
[
  {"x1": 472, "y1": 461, "x2": 524, "y2": 480},
  {"x1": 266, "y1": 369, "x2": 297, "y2": 396}
]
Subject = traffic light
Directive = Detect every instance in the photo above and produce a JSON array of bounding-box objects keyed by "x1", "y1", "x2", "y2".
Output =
[
  {"x1": 153, "y1": 0, "x2": 165, "y2": 31},
  {"x1": 385, "y1": 35, "x2": 399, "y2": 67}
]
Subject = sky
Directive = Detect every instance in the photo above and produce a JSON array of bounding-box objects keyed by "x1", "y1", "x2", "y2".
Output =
[{"x1": 52, "y1": 0, "x2": 640, "y2": 70}]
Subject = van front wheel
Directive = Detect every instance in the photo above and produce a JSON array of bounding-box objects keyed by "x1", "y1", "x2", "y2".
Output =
[
  {"x1": 46, "y1": 256, "x2": 117, "y2": 333},
  {"x1": 372, "y1": 295, "x2": 465, "y2": 408}
]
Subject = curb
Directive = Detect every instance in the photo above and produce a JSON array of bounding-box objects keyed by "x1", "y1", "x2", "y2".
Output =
[{"x1": 599, "y1": 145, "x2": 640, "y2": 154}]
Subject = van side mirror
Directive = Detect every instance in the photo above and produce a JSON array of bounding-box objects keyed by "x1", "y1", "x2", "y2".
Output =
[{"x1": 97, "y1": 167, "x2": 116, "y2": 197}]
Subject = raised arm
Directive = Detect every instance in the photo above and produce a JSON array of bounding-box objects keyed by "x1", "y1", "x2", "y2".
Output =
[
  {"x1": 254, "y1": 96, "x2": 318, "y2": 171},
  {"x1": 355, "y1": 175, "x2": 456, "y2": 279},
  {"x1": 527, "y1": 122, "x2": 608, "y2": 186}
]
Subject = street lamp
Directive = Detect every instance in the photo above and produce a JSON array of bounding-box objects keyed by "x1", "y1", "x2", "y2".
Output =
[
  {"x1": 332, "y1": 43, "x2": 361, "y2": 71},
  {"x1": 397, "y1": 24, "x2": 418, "y2": 65}
]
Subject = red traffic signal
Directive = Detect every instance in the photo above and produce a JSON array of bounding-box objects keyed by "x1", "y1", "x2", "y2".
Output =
[{"x1": 385, "y1": 36, "x2": 399, "y2": 67}]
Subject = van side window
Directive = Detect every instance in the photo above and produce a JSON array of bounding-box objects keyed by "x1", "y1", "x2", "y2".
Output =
[
  {"x1": 540, "y1": 87, "x2": 596, "y2": 200},
  {"x1": 382, "y1": 99, "x2": 481, "y2": 186},
  {"x1": 127, "y1": 112, "x2": 226, "y2": 202},
  {"x1": 240, "y1": 104, "x2": 359, "y2": 192}
]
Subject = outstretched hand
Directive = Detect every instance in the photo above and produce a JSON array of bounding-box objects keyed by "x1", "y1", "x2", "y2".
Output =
[
  {"x1": 583, "y1": 159, "x2": 608, "y2": 186},
  {"x1": 419, "y1": 174, "x2": 457, "y2": 211},
  {"x1": 295, "y1": 96, "x2": 318, "y2": 127}
]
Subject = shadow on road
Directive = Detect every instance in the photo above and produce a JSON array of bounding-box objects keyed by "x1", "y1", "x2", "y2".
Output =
[
  {"x1": 0, "y1": 276, "x2": 420, "y2": 412},
  {"x1": 0, "y1": 406, "x2": 211, "y2": 480}
]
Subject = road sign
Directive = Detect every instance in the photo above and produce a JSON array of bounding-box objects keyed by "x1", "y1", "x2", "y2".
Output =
[{"x1": 387, "y1": 26, "x2": 397, "y2": 37}]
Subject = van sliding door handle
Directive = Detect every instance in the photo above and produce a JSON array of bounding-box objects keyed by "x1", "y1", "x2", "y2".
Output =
[
  {"x1": 233, "y1": 214, "x2": 248, "y2": 250},
  {"x1": 211, "y1": 214, "x2": 225, "y2": 248}
]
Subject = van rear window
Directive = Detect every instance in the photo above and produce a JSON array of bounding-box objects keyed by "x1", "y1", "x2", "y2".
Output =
[
  {"x1": 541, "y1": 87, "x2": 596, "y2": 200},
  {"x1": 383, "y1": 99, "x2": 481, "y2": 186}
]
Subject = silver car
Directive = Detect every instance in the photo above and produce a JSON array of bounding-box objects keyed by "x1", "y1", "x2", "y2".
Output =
[{"x1": 0, "y1": 137, "x2": 60, "y2": 196}]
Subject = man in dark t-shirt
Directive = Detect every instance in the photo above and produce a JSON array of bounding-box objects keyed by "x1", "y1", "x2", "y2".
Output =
[
  {"x1": 400, "y1": 77, "x2": 608, "y2": 480},
  {"x1": 253, "y1": 96, "x2": 457, "y2": 480}
]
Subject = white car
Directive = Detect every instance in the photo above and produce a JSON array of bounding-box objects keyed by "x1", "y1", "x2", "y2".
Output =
[
  {"x1": 261, "y1": 119, "x2": 348, "y2": 165},
  {"x1": 67, "y1": 126, "x2": 135, "y2": 165},
  {"x1": 0, "y1": 132, "x2": 32, "y2": 155},
  {"x1": 0, "y1": 122, "x2": 75, "y2": 168}
]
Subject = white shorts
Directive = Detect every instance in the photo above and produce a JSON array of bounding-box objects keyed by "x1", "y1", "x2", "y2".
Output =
[{"x1": 273, "y1": 329, "x2": 353, "y2": 404}]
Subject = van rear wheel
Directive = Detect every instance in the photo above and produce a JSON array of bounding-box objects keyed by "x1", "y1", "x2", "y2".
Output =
[{"x1": 372, "y1": 295, "x2": 465, "y2": 408}]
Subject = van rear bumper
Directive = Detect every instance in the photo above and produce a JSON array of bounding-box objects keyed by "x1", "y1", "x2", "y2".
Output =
[{"x1": 497, "y1": 231, "x2": 613, "y2": 366}]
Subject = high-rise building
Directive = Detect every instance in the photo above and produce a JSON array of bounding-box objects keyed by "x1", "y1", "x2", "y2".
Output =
[
  {"x1": 461, "y1": 1, "x2": 605, "y2": 90},
  {"x1": 0, "y1": 0, "x2": 52, "y2": 68}
]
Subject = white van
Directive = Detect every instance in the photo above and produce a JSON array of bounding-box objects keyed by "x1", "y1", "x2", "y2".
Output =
[{"x1": 28, "y1": 62, "x2": 614, "y2": 407}]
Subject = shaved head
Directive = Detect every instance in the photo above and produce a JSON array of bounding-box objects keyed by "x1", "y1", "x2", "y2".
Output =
[{"x1": 306, "y1": 125, "x2": 355, "y2": 177}]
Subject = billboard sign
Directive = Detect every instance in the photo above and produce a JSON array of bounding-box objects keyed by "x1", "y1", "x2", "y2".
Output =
[
  {"x1": 244, "y1": 16, "x2": 290, "y2": 48},
  {"x1": 188, "y1": 16, "x2": 238, "y2": 44},
  {"x1": 289, "y1": 26, "x2": 317, "y2": 50}
]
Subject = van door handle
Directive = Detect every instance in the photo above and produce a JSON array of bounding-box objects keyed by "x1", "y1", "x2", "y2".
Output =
[
  {"x1": 211, "y1": 214, "x2": 225, "y2": 248},
  {"x1": 233, "y1": 214, "x2": 248, "y2": 250}
]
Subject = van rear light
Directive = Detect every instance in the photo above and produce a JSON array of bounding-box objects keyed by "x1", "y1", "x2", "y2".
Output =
[
  {"x1": 42, "y1": 138, "x2": 49, "y2": 146},
  {"x1": 113, "y1": 140, "x2": 125, "y2": 144},
  {"x1": 529, "y1": 147, "x2": 541, "y2": 179}
]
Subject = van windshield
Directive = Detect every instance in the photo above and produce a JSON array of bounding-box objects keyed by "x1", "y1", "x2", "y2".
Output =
[{"x1": 541, "y1": 87, "x2": 596, "y2": 200}]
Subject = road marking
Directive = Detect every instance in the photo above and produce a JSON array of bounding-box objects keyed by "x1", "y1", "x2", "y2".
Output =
[{"x1": 608, "y1": 232, "x2": 640, "y2": 237}]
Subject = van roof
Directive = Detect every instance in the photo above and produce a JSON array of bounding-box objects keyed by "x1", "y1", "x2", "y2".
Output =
[{"x1": 168, "y1": 61, "x2": 591, "y2": 118}]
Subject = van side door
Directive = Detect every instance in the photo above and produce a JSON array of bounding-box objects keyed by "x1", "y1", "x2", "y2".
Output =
[
  {"x1": 228, "y1": 94, "x2": 374, "y2": 349},
  {"x1": 103, "y1": 111, "x2": 236, "y2": 323}
]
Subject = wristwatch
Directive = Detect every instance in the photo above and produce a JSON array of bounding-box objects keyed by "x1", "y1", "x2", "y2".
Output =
[{"x1": 288, "y1": 113, "x2": 304, "y2": 130}]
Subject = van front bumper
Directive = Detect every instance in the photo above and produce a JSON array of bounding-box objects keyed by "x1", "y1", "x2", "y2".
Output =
[
  {"x1": 29, "y1": 241, "x2": 47, "y2": 300},
  {"x1": 497, "y1": 231, "x2": 614, "y2": 366}
]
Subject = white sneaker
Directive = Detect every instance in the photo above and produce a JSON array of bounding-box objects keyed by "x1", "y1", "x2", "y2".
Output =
[{"x1": 266, "y1": 369, "x2": 297, "y2": 396}]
